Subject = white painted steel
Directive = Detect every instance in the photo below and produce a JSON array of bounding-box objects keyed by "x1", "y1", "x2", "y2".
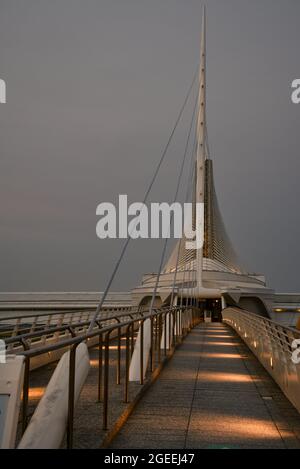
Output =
[
  {"x1": 1, "y1": 305, "x2": 134, "y2": 370},
  {"x1": 223, "y1": 307, "x2": 300, "y2": 414},
  {"x1": 18, "y1": 343, "x2": 90, "y2": 449},
  {"x1": 1, "y1": 307, "x2": 132, "y2": 343},
  {"x1": 0, "y1": 355, "x2": 24, "y2": 448},
  {"x1": 160, "y1": 312, "x2": 174, "y2": 350},
  {"x1": 129, "y1": 318, "x2": 151, "y2": 382}
]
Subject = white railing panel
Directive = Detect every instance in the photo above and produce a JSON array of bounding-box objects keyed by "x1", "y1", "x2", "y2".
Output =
[{"x1": 223, "y1": 307, "x2": 300, "y2": 414}]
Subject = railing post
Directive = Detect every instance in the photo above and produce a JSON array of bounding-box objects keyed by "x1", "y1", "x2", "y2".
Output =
[
  {"x1": 124, "y1": 325, "x2": 130, "y2": 403},
  {"x1": 128, "y1": 317, "x2": 151, "y2": 382},
  {"x1": 158, "y1": 313, "x2": 162, "y2": 363},
  {"x1": 160, "y1": 310, "x2": 173, "y2": 352},
  {"x1": 181, "y1": 308, "x2": 185, "y2": 335},
  {"x1": 21, "y1": 356, "x2": 30, "y2": 435},
  {"x1": 178, "y1": 308, "x2": 182, "y2": 338},
  {"x1": 169, "y1": 311, "x2": 172, "y2": 350},
  {"x1": 150, "y1": 315, "x2": 154, "y2": 372},
  {"x1": 131, "y1": 322, "x2": 134, "y2": 357},
  {"x1": 97, "y1": 333, "x2": 103, "y2": 402},
  {"x1": 154, "y1": 315, "x2": 158, "y2": 350},
  {"x1": 140, "y1": 320, "x2": 144, "y2": 385},
  {"x1": 164, "y1": 313, "x2": 167, "y2": 355},
  {"x1": 117, "y1": 327, "x2": 121, "y2": 385},
  {"x1": 67, "y1": 344, "x2": 78, "y2": 449},
  {"x1": 175, "y1": 309, "x2": 179, "y2": 341},
  {"x1": 103, "y1": 332, "x2": 110, "y2": 430}
]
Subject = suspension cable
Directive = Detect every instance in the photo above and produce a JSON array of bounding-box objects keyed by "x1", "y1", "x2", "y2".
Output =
[
  {"x1": 88, "y1": 68, "x2": 198, "y2": 332},
  {"x1": 170, "y1": 97, "x2": 198, "y2": 307},
  {"x1": 179, "y1": 132, "x2": 197, "y2": 310},
  {"x1": 149, "y1": 92, "x2": 198, "y2": 315}
]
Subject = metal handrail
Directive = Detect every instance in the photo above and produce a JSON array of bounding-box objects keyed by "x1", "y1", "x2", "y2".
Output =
[
  {"x1": 0, "y1": 306, "x2": 132, "y2": 322},
  {"x1": 16, "y1": 305, "x2": 202, "y2": 448},
  {"x1": 16, "y1": 306, "x2": 184, "y2": 358},
  {"x1": 0, "y1": 306, "x2": 151, "y2": 345},
  {"x1": 222, "y1": 306, "x2": 300, "y2": 416},
  {"x1": 4, "y1": 310, "x2": 144, "y2": 348},
  {"x1": 234, "y1": 306, "x2": 300, "y2": 335}
]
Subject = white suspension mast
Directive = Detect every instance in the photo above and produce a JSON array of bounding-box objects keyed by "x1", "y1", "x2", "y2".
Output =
[{"x1": 195, "y1": 5, "x2": 206, "y2": 297}]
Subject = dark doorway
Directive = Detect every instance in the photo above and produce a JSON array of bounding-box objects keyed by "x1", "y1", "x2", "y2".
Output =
[{"x1": 204, "y1": 299, "x2": 222, "y2": 322}]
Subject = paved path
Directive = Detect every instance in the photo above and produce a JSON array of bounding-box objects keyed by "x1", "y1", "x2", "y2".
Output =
[{"x1": 109, "y1": 323, "x2": 300, "y2": 449}]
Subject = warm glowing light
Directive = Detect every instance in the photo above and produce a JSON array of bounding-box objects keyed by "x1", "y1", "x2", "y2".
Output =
[
  {"x1": 197, "y1": 371, "x2": 257, "y2": 383},
  {"x1": 253, "y1": 341, "x2": 257, "y2": 348},
  {"x1": 244, "y1": 332, "x2": 247, "y2": 338},
  {"x1": 89, "y1": 359, "x2": 98, "y2": 366},
  {"x1": 109, "y1": 345, "x2": 126, "y2": 351},
  {"x1": 203, "y1": 341, "x2": 238, "y2": 346},
  {"x1": 205, "y1": 334, "x2": 234, "y2": 339},
  {"x1": 274, "y1": 308, "x2": 283, "y2": 312},
  {"x1": 190, "y1": 412, "x2": 281, "y2": 440},
  {"x1": 29, "y1": 387, "x2": 45, "y2": 399},
  {"x1": 270, "y1": 356, "x2": 273, "y2": 368},
  {"x1": 200, "y1": 352, "x2": 242, "y2": 359}
]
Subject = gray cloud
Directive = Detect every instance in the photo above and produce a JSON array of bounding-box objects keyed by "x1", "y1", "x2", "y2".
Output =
[{"x1": 1, "y1": 0, "x2": 300, "y2": 292}]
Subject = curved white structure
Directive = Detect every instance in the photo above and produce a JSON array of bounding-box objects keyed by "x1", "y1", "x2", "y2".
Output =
[
  {"x1": 0, "y1": 355, "x2": 24, "y2": 449},
  {"x1": 18, "y1": 343, "x2": 90, "y2": 449},
  {"x1": 131, "y1": 8, "x2": 275, "y2": 319}
]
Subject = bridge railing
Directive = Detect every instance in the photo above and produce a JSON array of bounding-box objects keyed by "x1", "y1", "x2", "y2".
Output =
[
  {"x1": 222, "y1": 307, "x2": 300, "y2": 414},
  {"x1": 15, "y1": 305, "x2": 202, "y2": 448},
  {"x1": 1, "y1": 307, "x2": 147, "y2": 370},
  {"x1": 5, "y1": 309, "x2": 145, "y2": 370},
  {"x1": 0, "y1": 306, "x2": 132, "y2": 340}
]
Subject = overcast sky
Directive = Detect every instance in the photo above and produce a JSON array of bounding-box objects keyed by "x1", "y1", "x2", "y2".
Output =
[{"x1": 1, "y1": 0, "x2": 300, "y2": 293}]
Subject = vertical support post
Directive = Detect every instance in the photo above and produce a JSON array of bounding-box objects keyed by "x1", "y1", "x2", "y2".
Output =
[
  {"x1": 124, "y1": 326, "x2": 130, "y2": 403},
  {"x1": 164, "y1": 313, "x2": 167, "y2": 356},
  {"x1": 131, "y1": 322, "x2": 134, "y2": 357},
  {"x1": 154, "y1": 315, "x2": 158, "y2": 352},
  {"x1": 117, "y1": 327, "x2": 121, "y2": 385},
  {"x1": 103, "y1": 332, "x2": 110, "y2": 430},
  {"x1": 150, "y1": 316, "x2": 154, "y2": 372},
  {"x1": 129, "y1": 318, "x2": 151, "y2": 382},
  {"x1": 160, "y1": 311, "x2": 173, "y2": 351},
  {"x1": 97, "y1": 334, "x2": 103, "y2": 402},
  {"x1": 169, "y1": 310, "x2": 172, "y2": 350},
  {"x1": 158, "y1": 314, "x2": 162, "y2": 363},
  {"x1": 195, "y1": 6, "x2": 206, "y2": 296},
  {"x1": 67, "y1": 345, "x2": 77, "y2": 449},
  {"x1": 140, "y1": 321, "x2": 144, "y2": 385},
  {"x1": 21, "y1": 357, "x2": 30, "y2": 435},
  {"x1": 178, "y1": 308, "x2": 183, "y2": 338}
]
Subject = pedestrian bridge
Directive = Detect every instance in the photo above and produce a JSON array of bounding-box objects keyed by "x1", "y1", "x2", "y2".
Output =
[
  {"x1": 1, "y1": 7, "x2": 300, "y2": 450},
  {"x1": 109, "y1": 320, "x2": 300, "y2": 449},
  {"x1": 2, "y1": 305, "x2": 298, "y2": 449}
]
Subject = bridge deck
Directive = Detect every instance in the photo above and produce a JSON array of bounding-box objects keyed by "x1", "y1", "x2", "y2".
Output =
[{"x1": 109, "y1": 323, "x2": 300, "y2": 449}]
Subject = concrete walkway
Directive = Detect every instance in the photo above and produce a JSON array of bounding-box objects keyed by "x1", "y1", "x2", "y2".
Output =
[{"x1": 109, "y1": 323, "x2": 300, "y2": 449}]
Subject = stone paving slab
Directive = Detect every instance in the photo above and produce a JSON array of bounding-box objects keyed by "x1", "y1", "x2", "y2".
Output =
[{"x1": 109, "y1": 323, "x2": 300, "y2": 449}]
